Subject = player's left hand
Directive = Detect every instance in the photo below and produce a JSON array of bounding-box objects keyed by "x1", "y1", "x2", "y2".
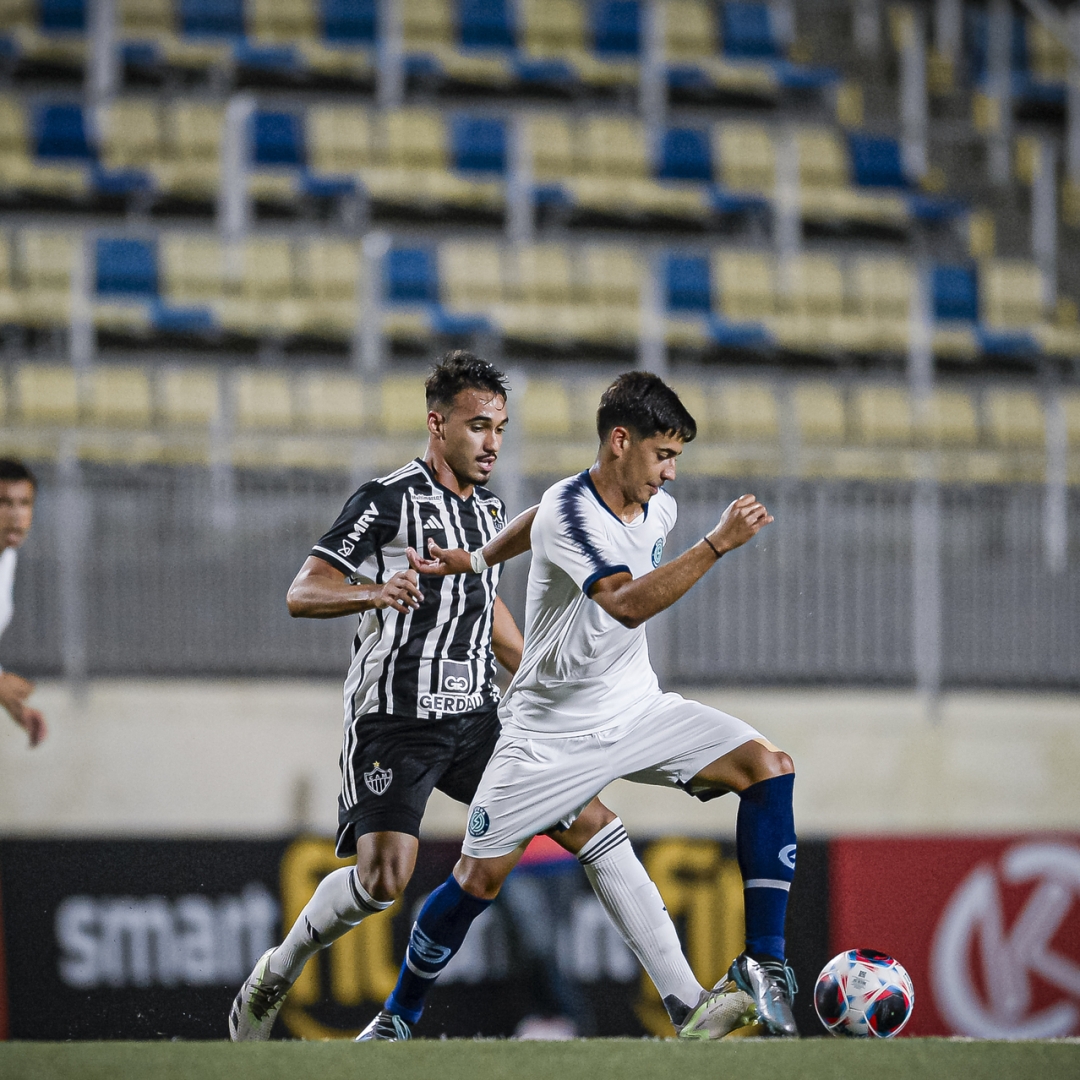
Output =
[
  {"x1": 0, "y1": 672, "x2": 48, "y2": 747},
  {"x1": 406, "y1": 539, "x2": 472, "y2": 577}
]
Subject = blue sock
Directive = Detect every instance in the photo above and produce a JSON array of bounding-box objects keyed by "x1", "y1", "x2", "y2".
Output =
[
  {"x1": 384, "y1": 874, "x2": 492, "y2": 1024},
  {"x1": 736, "y1": 772, "x2": 796, "y2": 962}
]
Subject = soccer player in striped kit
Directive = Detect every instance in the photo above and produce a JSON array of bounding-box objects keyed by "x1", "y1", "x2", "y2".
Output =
[{"x1": 230, "y1": 353, "x2": 748, "y2": 1042}]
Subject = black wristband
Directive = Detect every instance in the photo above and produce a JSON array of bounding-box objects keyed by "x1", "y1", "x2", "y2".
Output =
[{"x1": 703, "y1": 535, "x2": 723, "y2": 559}]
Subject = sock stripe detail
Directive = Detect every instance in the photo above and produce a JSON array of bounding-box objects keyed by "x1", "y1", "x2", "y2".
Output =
[
  {"x1": 744, "y1": 878, "x2": 791, "y2": 891},
  {"x1": 404, "y1": 955, "x2": 443, "y2": 979},
  {"x1": 350, "y1": 869, "x2": 394, "y2": 914},
  {"x1": 577, "y1": 823, "x2": 630, "y2": 865}
]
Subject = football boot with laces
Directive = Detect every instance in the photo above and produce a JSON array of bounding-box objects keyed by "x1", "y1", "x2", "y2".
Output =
[
  {"x1": 355, "y1": 1010, "x2": 412, "y2": 1041},
  {"x1": 676, "y1": 976, "x2": 759, "y2": 1040},
  {"x1": 229, "y1": 949, "x2": 293, "y2": 1041},
  {"x1": 728, "y1": 953, "x2": 798, "y2": 1037}
]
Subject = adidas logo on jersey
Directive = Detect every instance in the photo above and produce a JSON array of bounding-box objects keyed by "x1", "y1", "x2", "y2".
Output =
[{"x1": 422, "y1": 515, "x2": 442, "y2": 531}]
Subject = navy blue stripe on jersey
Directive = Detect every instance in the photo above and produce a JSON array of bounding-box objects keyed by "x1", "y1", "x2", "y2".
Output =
[{"x1": 560, "y1": 471, "x2": 630, "y2": 596}]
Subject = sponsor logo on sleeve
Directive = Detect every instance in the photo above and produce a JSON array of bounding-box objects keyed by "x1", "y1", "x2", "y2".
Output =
[{"x1": 339, "y1": 502, "x2": 379, "y2": 558}]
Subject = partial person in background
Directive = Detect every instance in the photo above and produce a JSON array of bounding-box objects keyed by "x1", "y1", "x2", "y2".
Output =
[{"x1": 0, "y1": 458, "x2": 46, "y2": 747}]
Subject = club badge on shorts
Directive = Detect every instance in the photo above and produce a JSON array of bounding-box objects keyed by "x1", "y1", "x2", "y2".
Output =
[
  {"x1": 364, "y1": 761, "x2": 393, "y2": 796},
  {"x1": 468, "y1": 806, "x2": 490, "y2": 837}
]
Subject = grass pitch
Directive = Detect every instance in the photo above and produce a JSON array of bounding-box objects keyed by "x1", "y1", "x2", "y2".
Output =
[{"x1": 1, "y1": 1039, "x2": 1078, "y2": 1080}]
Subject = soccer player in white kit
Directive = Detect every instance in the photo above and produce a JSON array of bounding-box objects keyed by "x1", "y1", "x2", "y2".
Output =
[
  {"x1": 384, "y1": 372, "x2": 800, "y2": 1036},
  {"x1": 0, "y1": 459, "x2": 46, "y2": 747}
]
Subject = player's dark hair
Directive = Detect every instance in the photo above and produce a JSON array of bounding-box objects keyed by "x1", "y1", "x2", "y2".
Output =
[
  {"x1": 0, "y1": 458, "x2": 36, "y2": 490},
  {"x1": 596, "y1": 372, "x2": 697, "y2": 443},
  {"x1": 425, "y1": 350, "x2": 510, "y2": 412}
]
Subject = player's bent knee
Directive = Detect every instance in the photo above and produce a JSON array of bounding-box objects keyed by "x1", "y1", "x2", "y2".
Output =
[{"x1": 453, "y1": 856, "x2": 508, "y2": 902}]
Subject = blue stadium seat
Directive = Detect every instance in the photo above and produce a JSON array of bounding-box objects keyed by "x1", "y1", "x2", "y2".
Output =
[
  {"x1": 179, "y1": 0, "x2": 244, "y2": 37},
  {"x1": 34, "y1": 104, "x2": 94, "y2": 160},
  {"x1": 40, "y1": 0, "x2": 86, "y2": 32},
  {"x1": 932, "y1": 265, "x2": 978, "y2": 322},
  {"x1": 592, "y1": 0, "x2": 640, "y2": 55},
  {"x1": 386, "y1": 247, "x2": 438, "y2": 304},
  {"x1": 459, "y1": 0, "x2": 515, "y2": 49},
  {"x1": 848, "y1": 134, "x2": 908, "y2": 189},
  {"x1": 966, "y1": 9, "x2": 1027, "y2": 83},
  {"x1": 321, "y1": 0, "x2": 377, "y2": 44},
  {"x1": 253, "y1": 111, "x2": 305, "y2": 167},
  {"x1": 721, "y1": 2, "x2": 779, "y2": 59},
  {"x1": 665, "y1": 255, "x2": 711, "y2": 312},
  {"x1": 659, "y1": 127, "x2": 712, "y2": 181},
  {"x1": 451, "y1": 116, "x2": 506, "y2": 173},
  {"x1": 96, "y1": 239, "x2": 158, "y2": 298}
]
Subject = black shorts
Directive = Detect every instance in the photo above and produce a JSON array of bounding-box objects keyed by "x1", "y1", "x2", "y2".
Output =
[{"x1": 336, "y1": 706, "x2": 501, "y2": 857}]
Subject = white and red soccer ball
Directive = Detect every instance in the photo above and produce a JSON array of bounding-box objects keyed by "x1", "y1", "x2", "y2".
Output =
[{"x1": 814, "y1": 949, "x2": 915, "y2": 1037}]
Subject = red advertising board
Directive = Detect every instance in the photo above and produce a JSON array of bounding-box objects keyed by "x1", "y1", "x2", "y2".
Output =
[{"x1": 830, "y1": 836, "x2": 1080, "y2": 1038}]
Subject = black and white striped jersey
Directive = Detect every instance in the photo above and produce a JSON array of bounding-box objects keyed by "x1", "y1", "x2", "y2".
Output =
[{"x1": 311, "y1": 458, "x2": 507, "y2": 723}]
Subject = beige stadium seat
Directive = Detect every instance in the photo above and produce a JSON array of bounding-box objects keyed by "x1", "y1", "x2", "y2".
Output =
[
  {"x1": 100, "y1": 99, "x2": 162, "y2": 171},
  {"x1": 663, "y1": 0, "x2": 716, "y2": 60},
  {"x1": 521, "y1": 380, "x2": 572, "y2": 438},
  {"x1": 1063, "y1": 391, "x2": 1080, "y2": 448},
  {"x1": 580, "y1": 246, "x2": 645, "y2": 306},
  {"x1": 715, "y1": 123, "x2": 774, "y2": 193},
  {"x1": 117, "y1": 0, "x2": 174, "y2": 35},
  {"x1": 667, "y1": 380, "x2": 708, "y2": 436},
  {"x1": 295, "y1": 372, "x2": 364, "y2": 433},
  {"x1": 159, "y1": 367, "x2": 220, "y2": 427},
  {"x1": 711, "y1": 380, "x2": 780, "y2": 442},
  {"x1": 521, "y1": 0, "x2": 587, "y2": 54},
  {"x1": 240, "y1": 239, "x2": 294, "y2": 299},
  {"x1": 513, "y1": 245, "x2": 574, "y2": 303},
  {"x1": 577, "y1": 116, "x2": 649, "y2": 178},
  {"x1": 850, "y1": 257, "x2": 913, "y2": 319},
  {"x1": 298, "y1": 238, "x2": 361, "y2": 300},
  {"x1": 402, "y1": 0, "x2": 453, "y2": 49},
  {"x1": 381, "y1": 376, "x2": 428, "y2": 435},
  {"x1": 20, "y1": 230, "x2": 76, "y2": 290},
  {"x1": 382, "y1": 109, "x2": 447, "y2": 170},
  {"x1": 308, "y1": 106, "x2": 372, "y2": 173},
  {"x1": 0, "y1": 231, "x2": 11, "y2": 290},
  {"x1": 797, "y1": 128, "x2": 849, "y2": 189},
  {"x1": 791, "y1": 381, "x2": 846, "y2": 443},
  {"x1": 981, "y1": 260, "x2": 1045, "y2": 328},
  {"x1": 14, "y1": 365, "x2": 79, "y2": 425},
  {"x1": 850, "y1": 385, "x2": 913, "y2": 445},
  {"x1": 233, "y1": 370, "x2": 293, "y2": 431},
  {"x1": 85, "y1": 366, "x2": 153, "y2": 428},
  {"x1": 0, "y1": 370, "x2": 6, "y2": 424},
  {"x1": 983, "y1": 388, "x2": 1045, "y2": 449},
  {"x1": 524, "y1": 114, "x2": 574, "y2": 180},
  {"x1": 785, "y1": 255, "x2": 844, "y2": 317},
  {"x1": 438, "y1": 242, "x2": 503, "y2": 309},
  {"x1": 160, "y1": 234, "x2": 224, "y2": 303},
  {"x1": 248, "y1": 0, "x2": 316, "y2": 41},
  {"x1": 919, "y1": 387, "x2": 978, "y2": 446},
  {"x1": 714, "y1": 251, "x2": 776, "y2": 320},
  {"x1": 166, "y1": 102, "x2": 224, "y2": 162},
  {"x1": 1028, "y1": 19, "x2": 1069, "y2": 83},
  {"x1": 0, "y1": 95, "x2": 27, "y2": 156}
]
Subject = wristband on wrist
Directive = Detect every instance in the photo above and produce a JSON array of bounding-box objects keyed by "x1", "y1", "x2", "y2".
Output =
[
  {"x1": 470, "y1": 549, "x2": 489, "y2": 574},
  {"x1": 703, "y1": 535, "x2": 723, "y2": 559}
]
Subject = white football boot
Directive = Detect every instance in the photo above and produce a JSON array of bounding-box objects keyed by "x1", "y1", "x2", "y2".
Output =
[
  {"x1": 356, "y1": 1010, "x2": 412, "y2": 1041},
  {"x1": 676, "y1": 976, "x2": 759, "y2": 1040},
  {"x1": 229, "y1": 948, "x2": 293, "y2": 1041}
]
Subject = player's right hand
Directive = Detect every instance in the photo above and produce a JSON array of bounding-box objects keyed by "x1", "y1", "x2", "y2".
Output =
[
  {"x1": 0, "y1": 672, "x2": 47, "y2": 747},
  {"x1": 708, "y1": 494, "x2": 774, "y2": 555},
  {"x1": 375, "y1": 569, "x2": 424, "y2": 613},
  {"x1": 406, "y1": 538, "x2": 472, "y2": 577}
]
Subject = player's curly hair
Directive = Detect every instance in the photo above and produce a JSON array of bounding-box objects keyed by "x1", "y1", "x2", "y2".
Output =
[
  {"x1": 425, "y1": 350, "x2": 510, "y2": 412},
  {"x1": 596, "y1": 372, "x2": 697, "y2": 443}
]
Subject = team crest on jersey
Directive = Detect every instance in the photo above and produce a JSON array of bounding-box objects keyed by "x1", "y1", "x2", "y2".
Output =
[
  {"x1": 651, "y1": 538, "x2": 664, "y2": 567},
  {"x1": 489, "y1": 505, "x2": 505, "y2": 532},
  {"x1": 468, "y1": 806, "x2": 490, "y2": 837},
  {"x1": 364, "y1": 761, "x2": 393, "y2": 796}
]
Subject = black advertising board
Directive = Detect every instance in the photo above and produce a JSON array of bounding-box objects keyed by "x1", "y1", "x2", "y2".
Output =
[{"x1": 0, "y1": 836, "x2": 830, "y2": 1040}]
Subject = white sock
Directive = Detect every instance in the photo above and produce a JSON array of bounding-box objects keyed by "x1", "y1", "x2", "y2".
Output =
[
  {"x1": 268, "y1": 866, "x2": 393, "y2": 983},
  {"x1": 578, "y1": 818, "x2": 704, "y2": 1024}
]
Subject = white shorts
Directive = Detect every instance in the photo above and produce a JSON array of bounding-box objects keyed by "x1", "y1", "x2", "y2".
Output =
[{"x1": 461, "y1": 691, "x2": 762, "y2": 858}]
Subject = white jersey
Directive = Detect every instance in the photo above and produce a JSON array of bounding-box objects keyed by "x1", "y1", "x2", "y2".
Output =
[
  {"x1": 0, "y1": 547, "x2": 15, "y2": 673},
  {"x1": 500, "y1": 470, "x2": 677, "y2": 738}
]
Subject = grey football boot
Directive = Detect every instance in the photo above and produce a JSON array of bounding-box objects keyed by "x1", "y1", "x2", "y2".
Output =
[
  {"x1": 728, "y1": 953, "x2": 799, "y2": 1037},
  {"x1": 676, "y1": 976, "x2": 759, "y2": 1040},
  {"x1": 229, "y1": 948, "x2": 293, "y2": 1041},
  {"x1": 356, "y1": 1010, "x2": 412, "y2": 1041}
]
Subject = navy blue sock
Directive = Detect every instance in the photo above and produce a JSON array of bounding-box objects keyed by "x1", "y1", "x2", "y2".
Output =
[
  {"x1": 385, "y1": 874, "x2": 492, "y2": 1024},
  {"x1": 736, "y1": 772, "x2": 796, "y2": 962}
]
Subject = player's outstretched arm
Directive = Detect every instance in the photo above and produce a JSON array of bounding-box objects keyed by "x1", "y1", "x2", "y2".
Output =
[
  {"x1": 491, "y1": 596, "x2": 524, "y2": 675},
  {"x1": 589, "y1": 494, "x2": 772, "y2": 629},
  {"x1": 406, "y1": 504, "x2": 539, "y2": 577},
  {"x1": 287, "y1": 555, "x2": 423, "y2": 618},
  {"x1": 0, "y1": 671, "x2": 47, "y2": 747}
]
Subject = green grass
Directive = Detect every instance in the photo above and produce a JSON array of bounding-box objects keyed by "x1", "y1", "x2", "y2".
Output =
[{"x1": 1, "y1": 1039, "x2": 1079, "y2": 1080}]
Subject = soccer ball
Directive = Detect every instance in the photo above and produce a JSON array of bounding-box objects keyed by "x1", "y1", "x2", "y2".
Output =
[{"x1": 813, "y1": 949, "x2": 914, "y2": 1038}]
